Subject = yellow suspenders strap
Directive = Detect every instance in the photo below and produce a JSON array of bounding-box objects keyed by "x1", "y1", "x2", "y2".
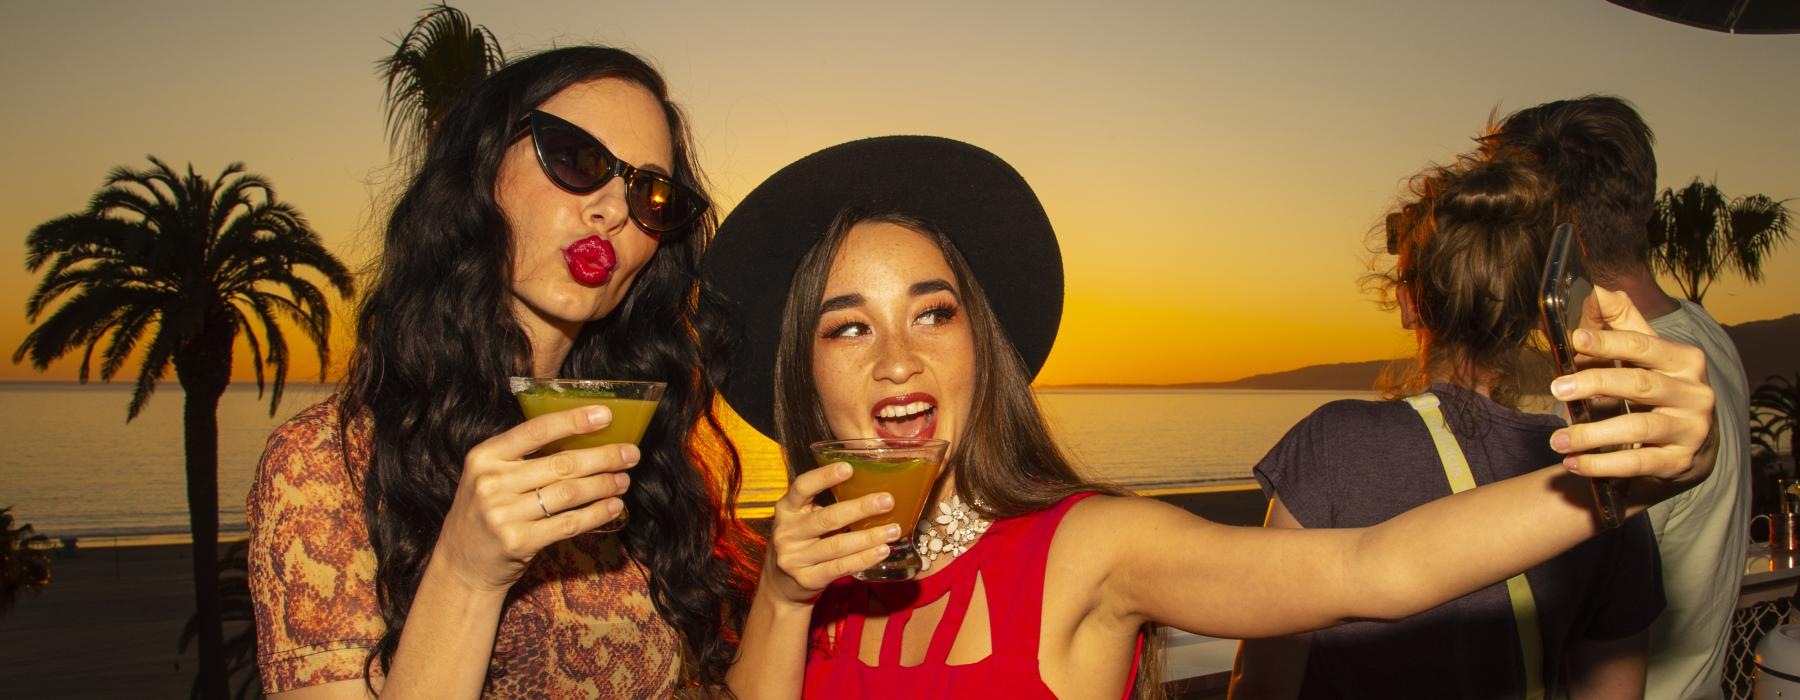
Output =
[{"x1": 1403, "y1": 393, "x2": 1546, "y2": 700}]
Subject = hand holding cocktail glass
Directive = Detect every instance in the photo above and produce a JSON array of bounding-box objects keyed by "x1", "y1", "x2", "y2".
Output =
[
  {"x1": 510, "y1": 378, "x2": 665, "y2": 533},
  {"x1": 428, "y1": 380, "x2": 652, "y2": 593},
  {"x1": 762, "y1": 438, "x2": 948, "y2": 602},
  {"x1": 808, "y1": 439, "x2": 949, "y2": 581}
]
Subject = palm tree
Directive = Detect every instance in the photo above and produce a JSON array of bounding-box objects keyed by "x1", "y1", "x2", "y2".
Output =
[
  {"x1": 377, "y1": 3, "x2": 505, "y2": 157},
  {"x1": 1754, "y1": 373, "x2": 1799, "y2": 474},
  {"x1": 1649, "y1": 178, "x2": 1794, "y2": 303},
  {"x1": 13, "y1": 157, "x2": 353, "y2": 698},
  {"x1": 1, "y1": 506, "x2": 53, "y2": 616}
]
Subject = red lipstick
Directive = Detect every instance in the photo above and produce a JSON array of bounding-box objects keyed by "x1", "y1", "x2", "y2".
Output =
[{"x1": 563, "y1": 236, "x2": 616, "y2": 287}]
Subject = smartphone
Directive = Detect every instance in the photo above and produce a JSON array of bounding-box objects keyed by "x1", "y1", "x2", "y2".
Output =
[{"x1": 1539, "y1": 222, "x2": 1629, "y2": 528}]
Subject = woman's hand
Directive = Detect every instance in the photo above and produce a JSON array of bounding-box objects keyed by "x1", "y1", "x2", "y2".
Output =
[
  {"x1": 763, "y1": 461, "x2": 904, "y2": 606},
  {"x1": 433, "y1": 405, "x2": 636, "y2": 592},
  {"x1": 1547, "y1": 287, "x2": 1716, "y2": 488},
  {"x1": 730, "y1": 463, "x2": 897, "y2": 698}
]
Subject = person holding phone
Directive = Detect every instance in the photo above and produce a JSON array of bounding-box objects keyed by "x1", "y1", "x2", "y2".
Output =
[
  {"x1": 1485, "y1": 95, "x2": 1754, "y2": 699},
  {"x1": 1230, "y1": 154, "x2": 1665, "y2": 698},
  {"x1": 708, "y1": 136, "x2": 1715, "y2": 699}
]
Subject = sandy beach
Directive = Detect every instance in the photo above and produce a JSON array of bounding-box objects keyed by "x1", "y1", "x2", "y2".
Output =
[{"x1": 0, "y1": 488, "x2": 1264, "y2": 698}]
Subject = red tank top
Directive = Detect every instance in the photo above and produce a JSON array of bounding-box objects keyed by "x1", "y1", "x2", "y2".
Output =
[{"x1": 802, "y1": 492, "x2": 1140, "y2": 698}]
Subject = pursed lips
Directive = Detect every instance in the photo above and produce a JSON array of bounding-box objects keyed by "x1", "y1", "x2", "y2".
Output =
[{"x1": 563, "y1": 235, "x2": 617, "y2": 287}]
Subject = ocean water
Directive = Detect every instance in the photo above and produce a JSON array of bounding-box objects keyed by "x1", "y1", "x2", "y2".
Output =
[{"x1": 0, "y1": 382, "x2": 1367, "y2": 540}]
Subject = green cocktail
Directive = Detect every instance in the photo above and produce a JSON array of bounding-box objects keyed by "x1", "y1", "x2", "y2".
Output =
[
  {"x1": 513, "y1": 391, "x2": 661, "y2": 450},
  {"x1": 508, "y1": 378, "x2": 666, "y2": 532}
]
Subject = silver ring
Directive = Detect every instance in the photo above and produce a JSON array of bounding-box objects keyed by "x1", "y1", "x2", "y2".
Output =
[{"x1": 535, "y1": 487, "x2": 553, "y2": 518}]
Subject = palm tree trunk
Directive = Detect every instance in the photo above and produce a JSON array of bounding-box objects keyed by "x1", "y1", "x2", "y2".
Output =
[
  {"x1": 177, "y1": 326, "x2": 233, "y2": 700},
  {"x1": 183, "y1": 383, "x2": 229, "y2": 699}
]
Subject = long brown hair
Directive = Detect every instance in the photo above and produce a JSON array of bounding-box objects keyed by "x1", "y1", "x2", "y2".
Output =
[
  {"x1": 772, "y1": 209, "x2": 1112, "y2": 515},
  {"x1": 1369, "y1": 155, "x2": 1557, "y2": 410},
  {"x1": 770, "y1": 209, "x2": 1165, "y2": 697}
]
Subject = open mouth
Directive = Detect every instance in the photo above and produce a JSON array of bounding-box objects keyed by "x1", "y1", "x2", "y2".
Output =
[
  {"x1": 563, "y1": 235, "x2": 617, "y2": 287},
  {"x1": 872, "y1": 393, "x2": 937, "y2": 440}
]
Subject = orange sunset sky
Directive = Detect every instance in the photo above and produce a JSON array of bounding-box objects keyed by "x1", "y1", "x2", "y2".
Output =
[{"x1": 2, "y1": 1, "x2": 1796, "y2": 390}]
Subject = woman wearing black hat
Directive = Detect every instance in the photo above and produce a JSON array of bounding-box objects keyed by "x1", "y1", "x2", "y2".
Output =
[
  {"x1": 706, "y1": 137, "x2": 1716, "y2": 699},
  {"x1": 247, "y1": 47, "x2": 756, "y2": 697}
]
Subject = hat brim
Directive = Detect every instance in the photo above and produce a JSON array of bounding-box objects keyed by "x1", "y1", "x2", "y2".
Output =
[{"x1": 702, "y1": 136, "x2": 1063, "y2": 439}]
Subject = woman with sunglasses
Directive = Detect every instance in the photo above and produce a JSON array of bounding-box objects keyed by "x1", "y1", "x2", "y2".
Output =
[
  {"x1": 703, "y1": 136, "x2": 1716, "y2": 699},
  {"x1": 247, "y1": 46, "x2": 756, "y2": 698}
]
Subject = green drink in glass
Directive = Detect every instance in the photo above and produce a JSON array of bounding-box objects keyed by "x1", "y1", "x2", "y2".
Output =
[{"x1": 509, "y1": 378, "x2": 665, "y2": 532}]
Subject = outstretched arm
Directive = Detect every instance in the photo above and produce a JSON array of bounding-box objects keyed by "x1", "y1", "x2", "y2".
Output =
[
  {"x1": 1093, "y1": 289, "x2": 1714, "y2": 640},
  {"x1": 1228, "y1": 497, "x2": 1310, "y2": 700}
]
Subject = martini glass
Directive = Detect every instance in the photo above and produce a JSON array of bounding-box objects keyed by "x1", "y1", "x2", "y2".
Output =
[
  {"x1": 509, "y1": 378, "x2": 665, "y2": 533},
  {"x1": 809, "y1": 437, "x2": 950, "y2": 581}
]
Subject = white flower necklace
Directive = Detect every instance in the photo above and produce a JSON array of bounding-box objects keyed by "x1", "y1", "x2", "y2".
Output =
[{"x1": 916, "y1": 494, "x2": 992, "y2": 571}]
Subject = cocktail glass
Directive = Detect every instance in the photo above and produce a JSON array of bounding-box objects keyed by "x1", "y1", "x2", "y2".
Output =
[
  {"x1": 508, "y1": 378, "x2": 666, "y2": 533},
  {"x1": 808, "y1": 437, "x2": 950, "y2": 582}
]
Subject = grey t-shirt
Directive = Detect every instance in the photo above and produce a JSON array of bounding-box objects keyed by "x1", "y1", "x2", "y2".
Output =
[
  {"x1": 1254, "y1": 383, "x2": 1665, "y2": 698},
  {"x1": 1644, "y1": 299, "x2": 1752, "y2": 700}
]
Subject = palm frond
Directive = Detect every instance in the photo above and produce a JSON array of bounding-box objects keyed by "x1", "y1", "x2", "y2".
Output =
[
  {"x1": 262, "y1": 277, "x2": 335, "y2": 338},
  {"x1": 1726, "y1": 195, "x2": 1795, "y2": 283},
  {"x1": 213, "y1": 202, "x2": 314, "y2": 284},
  {"x1": 377, "y1": 3, "x2": 505, "y2": 154},
  {"x1": 209, "y1": 175, "x2": 270, "y2": 246},
  {"x1": 127, "y1": 331, "x2": 178, "y2": 420},
  {"x1": 236, "y1": 294, "x2": 291, "y2": 413},
  {"x1": 100, "y1": 305, "x2": 162, "y2": 381},
  {"x1": 231, "y1": 304, "x2": 268, "y2": 397},
  {"x1": 26, "y1": 213, "x2": 136, "y2": 272},
  {"x1": 102, "y1": 157, "x2": 184, "y2": 216},
  {"x1": 13, "y1": 286, "x2": 134, "y2": 373},
  {"x1": 32, "y1": 244, "x2": 157, "y2": 307},
  {"x1": 86, "y1": 184, "x2": 167, "y2": 224},
  {"x1": 25, "y1": 258, "x2": 158, "y2": 321}
]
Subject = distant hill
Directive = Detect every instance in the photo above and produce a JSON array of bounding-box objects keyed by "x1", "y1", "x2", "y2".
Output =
[
  {"x1": 1046, "y1": 313, "x2": 1799, "y2": 391},
  {"x1": 1173, "y1": 359, "x2": 1402, "y2": 391},
  {"x1": 1726, "y1": 313, "x2": 1800, "y2": 387},
  {"x1": 1047, "y1": 359, "x2": 1403, "y2": 392}
]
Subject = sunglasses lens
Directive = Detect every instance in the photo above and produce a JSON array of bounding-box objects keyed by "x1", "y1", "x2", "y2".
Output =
[
  {"x1": 528, "y1": 111, "x2": 702, "y2": 233},
  {"x1": 626, "y1": 175, "x2": 698, "y2": 233},
  {"x1": 533, "y1": 118, "x2": 611, "y2": 192}
]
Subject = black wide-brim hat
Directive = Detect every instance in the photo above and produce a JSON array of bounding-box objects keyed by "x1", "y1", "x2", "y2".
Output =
[{"x1": 702, "y1": 136, "x2": 1064, "y2": 439}]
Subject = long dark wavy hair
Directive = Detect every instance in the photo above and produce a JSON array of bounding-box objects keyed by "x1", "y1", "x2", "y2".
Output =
[
  {"x1": 339, "y1": 45, "x2": 757, "y2": 688},
  {"x1": 770, "y1": 211, "x2": 1163, "y2": 698}
]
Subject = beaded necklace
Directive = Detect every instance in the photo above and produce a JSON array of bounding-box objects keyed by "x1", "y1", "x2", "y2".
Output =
[{"x1": 915, "y1": 494, "x2": 992, "y2": 571}]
